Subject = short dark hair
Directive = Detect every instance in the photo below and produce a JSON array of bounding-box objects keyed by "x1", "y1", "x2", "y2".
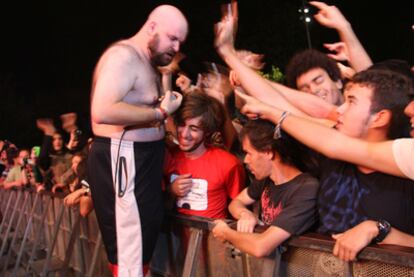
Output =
[
  {"x1": 239, "y1": 119, "x2": 311, "y2": 172},
  {"x1": 349, "y1": 69, "x2": 413, "y2": 139},
  {"x1": 369, "y1": 59, "x2": 414, "y2": 100},
  {"x1": 285, "y1": 49, "x2": 341, "y2": 89},
  {"x1": 173, "y1": 91, "x2": 225, "y2": 142}
]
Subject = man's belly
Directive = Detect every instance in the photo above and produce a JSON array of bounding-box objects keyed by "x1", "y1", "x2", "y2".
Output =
[{"x1": 92, "y1": 123, "x2": 165, "y2": 142}]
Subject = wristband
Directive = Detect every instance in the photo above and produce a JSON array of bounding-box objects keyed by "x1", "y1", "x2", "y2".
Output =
[
  {"x1": 159, "y1": 107, "x2": 168, "y2": 119},
  {"x1": 374, "y1": 219, "x2": 391, "y2": 243},
  {"x1": 156, "y1": 107, "x2": 168, "y2": 121},
  {"x1": 273, "y1": 111, "x2": 290, "y2": 140}
]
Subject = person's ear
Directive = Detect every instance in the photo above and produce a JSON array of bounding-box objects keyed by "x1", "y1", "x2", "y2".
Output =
[
  {"x1": 335, "y1": 79, "x2": 343, "y2": 90},
  {"x1": 147, "y1": 21, "x2": 156, "y2": 35},
  {"x1": 265, "y1": 150, "x2": 278, "y2": 161},
  {"x1": 369, "y1": 109, "x2": 392, "y2": 129}
]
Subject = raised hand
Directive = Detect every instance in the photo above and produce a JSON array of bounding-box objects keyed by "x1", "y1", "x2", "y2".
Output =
[
  {"x1": 214, "y1": 1, "x2": 238, "y2": 56},
  {"x1": 336, "y1": 62, "x2": 356, "y2": 79},
  {"x1": 176, "y1": 74, "x2": 192, "y2": 93},
  {"x1": 36, "y1": 118, "x2": 56, "y2": 136},
  {"x1": 323, "y1": 42, "x2": 349, "y2": 62},
  {"x1": 235, "y1": 90, "x2": 273, "y2": 120},
  {"x1": 60, "y1": 112, "x2": 78, "y2": 133},
  {"x1": 310, "y1": 1, "x2": 349, "y2": 31},
  {"x1": 160, "y1": 90, "x2": 183, "y2": 115}
]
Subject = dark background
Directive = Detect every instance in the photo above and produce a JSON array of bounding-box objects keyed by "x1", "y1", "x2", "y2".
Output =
[{"x1": 1, "y1": 0, "x2": 413, "y2": 147}]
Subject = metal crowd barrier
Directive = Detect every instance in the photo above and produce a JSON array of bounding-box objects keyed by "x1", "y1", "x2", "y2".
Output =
[
  {"x1": 149, "y1": 213, "x2": 414, "y2": 277},
  {"x1": 2, "y1": 187, "x2": 414, "y2": 277},
  {"x1": 0, "y1": 187, "x2": 111, "y2": 276}
]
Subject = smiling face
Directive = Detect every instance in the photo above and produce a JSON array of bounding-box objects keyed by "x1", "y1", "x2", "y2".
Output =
[
  {"x1": 242, "y1": 136, "x2": 272, "y2": 180},
  {"x1": 335, "y1": 84, "x2": 374, "y2": 138},
  {"x1": 176, "y1": 116, "x2": 206, "y2": 156},
  {"x1": 296, "y1": 67, "x2": 343, "y2": 105}
]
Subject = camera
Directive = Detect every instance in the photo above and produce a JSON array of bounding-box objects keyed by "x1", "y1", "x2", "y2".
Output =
[{"x1": 74, "y1": 129, "x2": 82, "y2": 140}]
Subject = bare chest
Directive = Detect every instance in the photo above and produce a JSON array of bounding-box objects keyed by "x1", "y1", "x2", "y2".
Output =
[{"x1": 122, "y1": 70, "x2": 162, "y2": 106}]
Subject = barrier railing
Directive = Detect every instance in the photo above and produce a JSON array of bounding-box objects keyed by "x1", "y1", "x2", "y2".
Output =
[
  {"x1": 1, "y1": 187, "x2": 414, "y2": 276},
  {"x1": 0, "y1": 187, "x2": 111, "y2": 276}
]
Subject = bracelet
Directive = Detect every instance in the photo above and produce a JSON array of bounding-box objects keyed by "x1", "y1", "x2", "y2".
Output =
[
  {"x1": 156, "y1": 107, "x2": 168, "y2": 121},
  {"x1": 273, "y1": 111, "x2": 290, "y2": 140}
]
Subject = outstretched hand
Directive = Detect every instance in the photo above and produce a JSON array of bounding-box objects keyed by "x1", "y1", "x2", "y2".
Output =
[
  {"x1": 310, "y1": 1, "x2": 349, "y2": 31},
  {"x1": 214, "y1": 1, "x2": 238, "y2": 56},
  {"x1": 235, "y1": 90, "x2": 273, "y2": 120},
  {"x1": 36, "y1": 118, "x2": 56, "y2": 136}
]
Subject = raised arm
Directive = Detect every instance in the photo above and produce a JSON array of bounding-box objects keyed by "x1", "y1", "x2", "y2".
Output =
[
  {"x1": 310, "y1": 1, "x2": 373, "y2": 72},
  {"x1": 214, "y1": 4, "x2": 309, "y2": 118},
  {"x1": 238, "y1": 92, "x2": 406, "y2": 178},
  {"x1": 215, "y1": 4, "x2": 336, "y2": 121},
  {"x1": 267, "y1": 80, "x2": 338, "y2": 120}
]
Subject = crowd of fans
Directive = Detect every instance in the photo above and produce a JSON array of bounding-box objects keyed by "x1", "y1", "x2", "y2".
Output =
[
  {"x1": 1, "y1": 1, "x2": 414, "y2": 271},
  {"x1": 0, "y1": 112, "x2": 93, "y2": 217}
]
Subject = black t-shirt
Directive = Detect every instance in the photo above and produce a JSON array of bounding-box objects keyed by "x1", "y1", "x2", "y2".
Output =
[
  {"x1": 317, "y1": 157, "x2": 414, "y2": 235},
  {"x1": 247, "y1": 173, "x2": 319, "y2": 235}
]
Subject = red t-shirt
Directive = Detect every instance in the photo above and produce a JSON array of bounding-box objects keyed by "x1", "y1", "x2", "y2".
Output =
[{"x1": 164, "y1": 146, "x2": 245, "y2": 219}]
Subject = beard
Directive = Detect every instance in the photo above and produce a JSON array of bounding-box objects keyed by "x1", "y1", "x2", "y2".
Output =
[{"x1": 148, "y1": 33, "x2": 175, "y2": 66}]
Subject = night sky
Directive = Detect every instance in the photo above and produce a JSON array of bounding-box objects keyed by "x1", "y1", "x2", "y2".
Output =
[{"x1": 1, "y1": 0, "x2": 413, "y2": 147}]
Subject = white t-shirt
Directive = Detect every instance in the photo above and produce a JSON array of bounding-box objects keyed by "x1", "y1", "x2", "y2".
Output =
[{"x1": 392, "y1": 138, "x2": 414, "y2": 180}]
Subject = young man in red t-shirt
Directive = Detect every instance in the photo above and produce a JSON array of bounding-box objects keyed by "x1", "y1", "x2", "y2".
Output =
[{"x1": 164, "y1": 91, "x2": 245, "y2": 219}]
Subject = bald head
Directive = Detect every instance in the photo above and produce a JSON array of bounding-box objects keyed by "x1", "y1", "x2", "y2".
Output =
[{"x1": 145, "y1": 5, "x2": 188, "y2": 66}]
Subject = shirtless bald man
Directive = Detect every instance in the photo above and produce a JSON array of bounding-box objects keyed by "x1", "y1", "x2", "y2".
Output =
[{"x1": 87, "y1": 5, "x2": 188, "y2": 276}]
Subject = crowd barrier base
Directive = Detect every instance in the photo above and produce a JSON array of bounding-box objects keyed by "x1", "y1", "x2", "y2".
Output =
[
  {"x1": 149, "y1": 214, "x2": 414, "y2": 277},
  {"x1": 2, "y1": 187, "x2": 414, "y2": 277}
]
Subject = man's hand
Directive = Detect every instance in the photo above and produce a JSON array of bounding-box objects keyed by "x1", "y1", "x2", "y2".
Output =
[
  {"x1": 36, "y1": 118, "x2": 56, "y2": 136},
  {"x1": 64, "y1": 189, "x2": 85, "y2": 206},
  {"x1": 214, "y1": 1, "x2": 238, "y2": 57},
  {"x1": 336, "y1": 62, "x2": 356, "y2": 79},
  {"x1": 323, "y1": 42, "x2": 349, "y2": 62},
  {"x1": 332, "y1": 220, "x2": 378, "y2": 261},
  {"x1": 158, "y1": 52, "x2": 185, "y2": 75},
  {"x1": 67, "y1": 129, "x2": 80, "y2": 150},
  {"x1": 236, "y1": 91, "x2": 273, "y2": 120},
  {"x1": 160, "y1": 90, "x2": 183, "y2": 115},
  {"x1": 60, "y1": 112, "x2": 78, "y2": 133},
  {"x1": 170, "y1": 173, "x2": 193, "y2": 197},
  {"x1": 176, "y1": 74, "x2": 192, "y2": 93},
  {"x1": 237, "y1": 211, "x2": 258, "y2": 233},
  {"x1": 212, "y1": 219, "x2": 231, "y2": 242},
  {"x1": 310, "y1": 1, "x2": 350, "y2": 31}
]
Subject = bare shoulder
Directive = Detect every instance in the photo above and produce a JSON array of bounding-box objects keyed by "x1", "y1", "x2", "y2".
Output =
[{"x1": 96, "y1": 41, "x2": 145, "y2": 72}]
